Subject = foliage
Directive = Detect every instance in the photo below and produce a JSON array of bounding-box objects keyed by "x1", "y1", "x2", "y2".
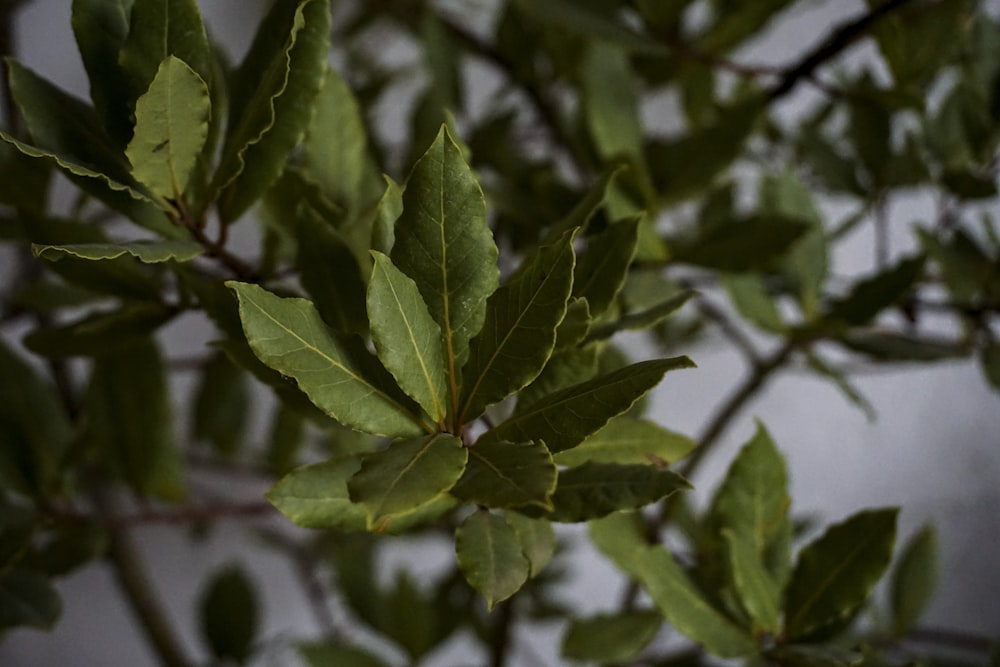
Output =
[{"x1": 0, "y1": 0, "x2": 999, "y2": 665}]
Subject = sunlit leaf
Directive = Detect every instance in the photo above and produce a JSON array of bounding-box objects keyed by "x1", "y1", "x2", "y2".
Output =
[
  {"x1": 455, "y1": 510, "x2": 530, "y2": 609},
  {"x1": 450, "y1": 440, "x2": 556, "y2": 510},
  {"x1": 348, "y1": 434, "x2": 467, "y2": 531}
]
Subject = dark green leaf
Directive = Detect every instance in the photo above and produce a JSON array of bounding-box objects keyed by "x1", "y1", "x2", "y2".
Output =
[
  {"x1": 299, "y1": 642, "x2": 390, "y2": 667},
  {"x1": 368, "y1": 251, "x2": 448, "y2": 422},
  {"x1": 696, "y1": 0, "x2": 796, "y2": 52},
  {"x1": 541, "y1": 462, "x2": 690, "y2": 522},
  {"x1": 215, "y1": 0, "x2": 332, "y2": 222},
  {"x1": 371, "y1": 176, "x2": 402, "y2": 255},
  {"x1": 784, "y1": 508, "x2": 899, "y2": 641},
  {"x1": 23, "y1": 303, "x2": 176, "y2": 358},
  {"x1": 982, "y1": 343, "x2": 1000, "y2": 391},
  {"x1": 554, "y1": 297, "x2": 591, "y2": 349},
  {"x1": 517, "y1": 345, "x2": 600, "y2": 410},
  {"x1": 586, "y1": 290, "x2": 694, "y2": 342},
  {"x1": 455, "y1": 510, "x2": 530, "y2": 609},
  {"x1": 768, "y1": 644, "x2": 864, "y2": 667},
  {"x1": 228, "y1": 282, "x2": 429, "y2": 436},
  {"x1": 71, "y1": 0, "x2": 133, "y2": 145},
  {"x1": 890, "y1": 525, "x2": 937, "y2": 636},
  {"x1": 826, "y1": 256, "x2": 924, "y2": 326},
  {"x1": 193, "y1": 352, "x2": 250, "y2": 457},
  {"x1": 83, "y1": 339, "x2": 186, "y2": 500},
  {"x1": 668, "y1": 215, "x2": 809, "y2": 272},
  {"x1": 554, "y1": 417, "x2": 696, "y2": 468},
  {"x1": 511, "y1": 0, "x2": 667, "y2": 55},
  {"x1": 265, "y1": 404, "x2": 305, "y2": 475},
  {"x1": 486, "y1": 357, "x2": 696, "y2": 453},
  {"x1": 125, "y1": 55, "x2": 210, "y2": 201},
  {"x1": 0, "y1": 569, "x2": 61, "y2": 631},
  {"x1": 634, "y1": 546, "x2": 757, "y2": 657},
  {"x1": 348, "y1": 434, "x2": 467, "y2": 531},
  {"x1": 199, "y1": 565, "x2": 259, "y2": 664},
  {"x1": 392, "y1": 126, "x2": 499, "y2": 421},
  {"x1": 723, "y1": 528, "x2": 780, "y2": 634},
  {"x1": 561, "y1": 611, "x2": 661, "y2": 663},
  {"x1": 22, "y1": 521, "x2": 107, "y2": 577},
  {"x1": 451, "y1": 440, "x2": 556, "y2": 510},
  {"x1": 459, "y1": 231, "x2": 576, "y2": 423},
  {"x1": 574, "y1": 217, "x2": 639, "y2": 317},
  {"x1": 506, "y1": 513, "x2": 556, "y2": 577},
  {"x1": 840, "y1": 331, "x2": 966, "y2": 362},
  {"x1": 33, "y1": 240, "x2": 202, "y2": 263}
]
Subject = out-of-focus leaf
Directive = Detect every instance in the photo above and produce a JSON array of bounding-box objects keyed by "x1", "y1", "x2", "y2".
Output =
[
  {"x1": 668, "y1": 215, "x2": 809, "y2": 272},
  {"x1": 805, "y1": 352, "x2": 876, "y2": 421},
  {"x1": 193, "y1": 352, "x2": 249, "y2": 457},
  {"x1": 455, "y1": 510, "x2": 530, "y2": 610},
  {"x1": 826, "y1": 256, "x2": 924, "y2": 326},
  {"x1": 697, "y1": 0, "x2": 796, "y2": 52},
  {"x1": 723, "y1": 273, "x2": 784, "y2": 333},
  {"x1": 392, "y1": 126, "x2": 499, "y2": 421},
  {"x1": 539, "y1": 462, "x2": 690, "y2": 522},
  {"x1": 574, "y1": 217, "x2": 639, "y2": 318},
  {"x1": 33, "y1": 240, "x2": 202, "y2": 264},
  {"x1": 918, "y1": 228, "x2": 995, "y2": 304},
  {"x1": 511, "y1": 0, "x2": 668, "y2": 55},
  {"x1": 126, "y1": 56, "x2": 210, "y2": 201},
  {"x1": 890, "y1": 525, "x2": 937, "y2": 636},
  {"x1": 451, "y1": 440, "x2": 556, "y2": 511},
  {"x1": 0, "y1": 569, "x2": 61, "y2": 631},
  {"x1": 299, "y1": 642, "x2": 390, "y2": 667},
  {"x1": 71, "y1": 0, "x2": 133, "y2": 145},
  {"x1": 485, "y1": 357, "x2": 695, "y2": 453},
  {"x1": 982, "y1": 343, "x2": 1000, "y2": 391},
  {"x1": 83, "y1": 339, "x2": 185, "y2": 500},
  {"x1": 723, "y1": 528, "x2": 780, "y2": 634},
  {"x1": 266, "y1": 404, "x2": 305, "y2": 475},
  {"x1": 199, "y1": 565, "x2": 259, "y2": 664},
  {"x1": 870, "y1": 0, "x2": 967, "y2": 89},
  {"x1": 22, "y1": 521, "x2": 107, "y2": 577},
  {"x1": 634, "y1": 546, "x2": 757, "y2": 657},
  {"x1": 588, "y1": 510, "x2": 648, "y2": 579},
  {"x1": 266, "y1": 458, "x2": 367, "y2": 530},
  {"x1": 561, "y1": 611, "x2": 661, "y2": 663},
  {"x1": 459, "y1": 231, "x2": 576, "y2": 422},
  {"x1": 767, "y1": 644, "x2": 864, "y2": 667},
  {"x1": 784, "y1": 508, "x2": 898, "y2": 641},
  {"x1": 23, "y1": 303, "x2": 176, "y2": 358},
  {"x1": 554, "y1": 416, "x2": 696, "y2": 468},
  {"x1": 214, "y1": 0, "x2": 331, "y2": 222},
  {"x1": 368, "y1": 252, "x2": 448, "y2": 421},
  {"x1": 580, "y1": 43, "x2": 644, "y2": 165},
  {"x1": 0, "y1": 140, "x2": 50, "y2": 213},
  {"x1": 840, "y1": 331, "x2": 967, "y2": 362},
  {"x1": 348, "y1": 434, "x2": 467, "y2": 531},
  {"x1": 586, "y1": 290, "x2": 694, "y2": 342},
  {"x1": 228, "y1": 282, "x2": 428, "y2": 437}
]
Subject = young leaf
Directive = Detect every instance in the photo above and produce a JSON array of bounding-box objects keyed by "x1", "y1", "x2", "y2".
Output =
[
  {"x1": 215, "y1": 0, "x2": 332, "y2": 222},
  {"x1": 722, "y1": 528, "x2": 781, "y2": 634},
  {"x1": 392, "y1": 126, "x2": 500, "y2": 420},
  {"x1": 348, "y1": 434, "x2": 467, "y2": 531},
  {"x1": 368, "y1": 252, "x2": 449, "y2": 422},
  {"x1": 634, "y1": 546, "x2": 757, "y2": 657},
  {"x1": 561, "y1": 612, "x2": 661, "y2": 663},
  {"x1": 506, "y1": 513, "x2": 556, "y2": 577},
  {"x1": 228, "y1": 282, "x2": 428, "y2": 437},
  {"x1": 266, "y1": 458, "x2": 367, "y2": 530},
  {"x1": 890, "y1": 525, "x2": 937, "y2": 636},
  {"x1": 32, "y1": 240, "x2": 202, "y2": 264},
  {"x1": 83, "y1": 339, "x2": 186, "y2": 500},
  {"x1": 455, "y1": 510, "x2": 530, "y2": 610},
  {"x1": 542, "y1": 463, "x2": 690, "y2": 522},
  {"x1": 573, "y1": 217, "x2": 640, "y2": 317},
  {"x1": 450, "y1": 440, "x2": 557, "y2": 510},
  {"x1": 484, "y1": 357, "x2": 696, "y2": 453},
  {"x1": 199, "y1": 565, "x2": 259, "y2": 664},
  {"x1": 0, "y1": 569, "x2": 62, "y2": 631},
  {"x1": 126, "y1": 56, "x2": 210, "y2": 201},
  {"x1": 459, "y1": 231, "x2": 576, "y2": 423},
  {"x1": 783, "y1": 508, "x2": 899, "y2": 641},
  {"x1": 553, "y1": 417, "x2": 696, "y2": 468}
]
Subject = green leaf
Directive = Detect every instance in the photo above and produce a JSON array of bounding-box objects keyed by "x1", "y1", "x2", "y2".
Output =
[
  {"x1": 0, "y1": 340, "x2": 72, "y2": 493},
  {"x1": 511, "y1": 0, "x2": 667, "y2": 55},
  {"x1": 23, "y1": 303, "x2": 176, "y2": 358},
  {"x1": 541, "y1": 463, "x2": 690, "y2": 522},
  {"x1": 459, "y1": 231, "x2": 576, "y2": 423},
  {"x1": 0, "y1": 569, "x2": 61, "y2": 631},
  {"x1": 392, "y1": 126, "x2": 499, "y2": 420},
  {"x1": 767, "y1": 644, "x2": 864, "y2": 667},
  {"x1": 455, "y1": 510, "x2": 530, "y2": 609},
  {"x1": 266, "y1": 458, "x2": 391, "y2": 531},
  {"x1": 580, "y1": 43, "x2": 644, "y2": 164},
  {"x1": 585, "y1": 290, "x2": 694, "y2": 342},
  {"x1": 723, "y1": 273, "x2": 784, "y2": 333},
  {"x1": 228, "y1": 282, "x2": 428, "y2": 437},
  {"x1": 450, "y1": 440, "x2": 556, "y2": 510},
  {"x1": 485, "y1": 357, "x2": 696, "y2": 453},
  {"x1": 545, "y1": 166, "x2": 625, "y2": 244},
  {"x1": 118, "y1": 0, "x2": 212, "y2": 104},
  {"x1": 574, "y1": 217, "x2": 639, "y2": 317},
  {"x1": 71, "y1": 0, "x2": 133, "y2": 146},
  {"x1": 300, "y1": 642, "x2": 390, "y2": 667},
  {"x1": 982, "y1": 343, "x2": 1000, "y2": 391},
  {"x1": 83, "y1": 339, "x2": 185, "y2": 500},
  {"x1": 348, "y1": 434, "x2": 467, "y2": 531},
  {"x1": 840, "y1": 330, "x2": 967, "y2": 362},
  {"x1": 126, "y1": 56, "x2": 210, "y2": 201},
  {"x1": 368, "y1": 251, "x2": 449, "y2": 422},
  {"x1": 32, "y1": 240, "x2": 202, "y2": 263},
  {"x1": 554, "y1": 417, "x2": 696, "y2": 468},
  {"x1": 805, "y1": 352, "x2": 876, "y2": 421},
  {"x1": 890, "y1": 525, "x2": 937, "y2": 636},
  {"x1": 668, "y1": 215, "x2": 809, "y2": 272},
  {"x1": 554, "y1": 297, "x2": 592, "y2": 349},
  {"x1": 199, "y1": 565, "x2": 259, "y2": 664},
  {"x1": 266, "y1": 405, "x2": 306, "y2": 476},
  {"x1": 215, "y1": 0, "x2": 332, "y2": 222},
  {"x1": 634, "y1": 546, "x2": 757, "y2": 657},
  {"x1": 371, "y1": 176, "x2": 403, "y2": 256},
  {"x1": 783, "y1": 508, "x2": 899, "y2": 641},
  {"x1": 826, "y1": 256, "x2": 924, "y2": 326},
  {"x1": 723, "y1": 528, "x2": 781, "y2": 634},
  {"x1": 193, "y1": 353, "x2": 250, "y2": 457},
  {"x1": 505, "y1": 513, "x2": 556, "y2": 577},
  {"x1": 710, "y1": 423, "x2": 792, "y2": 583},
  {"x1": 561, "y1": 611, "x2": 661, "y2": 663},
  {"x1": 517, "y1": 345, "x2": 600, "y2": 410},
  {"x1": 588, "y1": 511, "x2": 648, "y2": 579}
]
